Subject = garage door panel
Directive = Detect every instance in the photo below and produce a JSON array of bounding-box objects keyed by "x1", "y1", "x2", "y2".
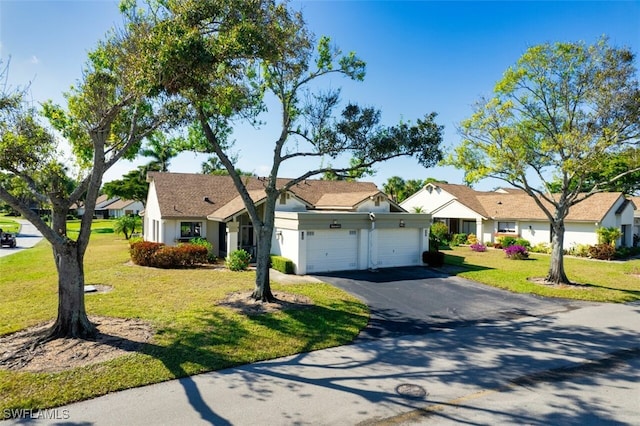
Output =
[
  {"x1": 307, "y1": 230, "x2": 358, "y2": 272},
  {"x1": 377, "y1": 229, "x2": 420, "y2": 267}
]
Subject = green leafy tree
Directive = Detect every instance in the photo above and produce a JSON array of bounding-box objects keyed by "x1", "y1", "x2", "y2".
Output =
[
  {"x1": 0, "y1": 25, "x2": 172, "y2": 339},
  {"x1": 383, "y1": 176, "x2": 406, "y2": 202},
  {"x1": 547, "y1": 148, "x2": 640, "y2": 195},
  {"x1": 124, "y1": 0, "x2": 443, "y2": 301},
  {"x1": 139, "y1": 131, "x2": 179, "y2": 172},
  {"x1": 113, "y1": 214, "x2": 141, "y2": 239},
  {"x1": 382, "y1": 177, "x2": 425, "y2": 203},
  {"x1": 322, "y1": 157, "x2": 375, "y2": 181},
  {"x1": 447, "y1": 38, "x2": 640, "y2": 284},
  {"x1": 102, "y1": 165, "x2": 152, "y2": 206}
]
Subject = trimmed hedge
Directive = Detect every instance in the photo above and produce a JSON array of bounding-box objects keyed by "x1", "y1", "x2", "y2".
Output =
[
  {"x1": 270, "y1": 255, "x2": 295, "y2": 274},
  {"x1": 129, "y1": 241, "x2": 208, "y2": 268}
]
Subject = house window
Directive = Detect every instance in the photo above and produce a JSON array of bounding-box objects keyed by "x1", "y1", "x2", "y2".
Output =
[
  {"x1": 497, "y1": 221, "x2": 516, "y2": 233},
  {"x1": 279, "y1": 193, "x2": 287, "y2": 205},
  {"x1": 462, "y1": 220, "x2": 476, "y2": 235},
  {"x1": 180, "y1": 222, "x2": 202, "y2": 238},
  {"x1": 374, "y1": 197, "x2": 380, "y2": 207}
]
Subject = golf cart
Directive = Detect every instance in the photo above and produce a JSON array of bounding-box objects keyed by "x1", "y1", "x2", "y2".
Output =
[{"x1": 0, "y1": 228, "x2": 17, "y2": 248}]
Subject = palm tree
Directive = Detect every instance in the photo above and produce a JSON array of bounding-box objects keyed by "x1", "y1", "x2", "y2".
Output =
[
  {"x1": 383, "y1": 176, "x2": 406, "y2": 202},
  {"x1": 139, "y1": 132, "x2": 179, "y2": 172}
]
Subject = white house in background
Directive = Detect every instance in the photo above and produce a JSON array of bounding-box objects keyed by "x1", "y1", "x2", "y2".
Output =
[
  {"x1": 75, "y1": 194, "x2": 144, "y2": 219},
  {"x1": 401, "y1": 182, "x2": 636, "y2": 248},
  {"x1": 143, "y1": 172, "x2": 432, "y2": 275},
  {"x1": 630, "y1": 196, "x2": 640, "y2": 242}
]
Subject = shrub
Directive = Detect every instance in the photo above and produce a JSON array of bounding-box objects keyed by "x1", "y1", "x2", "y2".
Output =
[
  {"x1": 567, "y1": 243, "x2": 591, "y2": 258},
  {"x1": 596, "y1": 226, "x2": 622, "y2": 246},
  {"x1": 496, "y1": 235, "x2": 517, "y2": 247},
  {"x1": 514, "y1": 238, "x2": 531, "y2": 248},
  {"x1": 451, "y1": 233, "x2": 468, "y2": 246},
  {"x1": 466, "y1": 233, "x2": 478, "y2": 245},
  {"x1": 422, "y1": 250, "x2": 445, "y2": 267},
  {"x1": 130, "y1": 241, "x2": 164, "y2": 266},
  {"x1": 152, "y1": 246, "x2": 182, "y2": 269},
  {"x1": 588, "y1": 243, "x2": 616, "y2": 260},
  {"x1": 177, "y1": 243, "x2": 209, "y2": 266},
  {"x1": 470, "y1": 242, "x2": 487, "y2": 252},
  {"x1": 504, "y1": 244, "x2": 529, "y2": 260},
  {"x1": 130, "y1": 241, "x2": 208, "y2": 268},
  {"x1": 530, "y1": 242, "x2": 552, "y2": 254},
  {"x1": 189, "y1": 237, "x2": 215, "y2": 262},
  {"x1": 270, "y1": 255, "x2": 295, "y2": 274},
  {"x1": 430, "y1": 222, "x2": 449, "y2": 246},
  {"x1": 226, "y1": 249, "x2": 251, "y2": 271}
]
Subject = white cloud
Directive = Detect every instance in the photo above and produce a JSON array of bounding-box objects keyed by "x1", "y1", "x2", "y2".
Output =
[{"x1": 30, "y1": 55, "x2": 39, "y2": 65}]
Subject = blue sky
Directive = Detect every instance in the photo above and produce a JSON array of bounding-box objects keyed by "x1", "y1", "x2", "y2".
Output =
[{"x1": 1, "y1": 1, "x2": 639, "y2": 191}]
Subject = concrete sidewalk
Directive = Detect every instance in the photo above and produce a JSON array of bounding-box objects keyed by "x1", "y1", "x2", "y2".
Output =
[{"x1": 6, "y1": 302, "x2": 639, "y2": 425}]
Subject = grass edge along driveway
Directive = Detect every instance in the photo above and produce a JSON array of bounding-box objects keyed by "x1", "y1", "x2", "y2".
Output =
[{"x1": 443, "y1": 245, "x2": 640, "y2": 303}]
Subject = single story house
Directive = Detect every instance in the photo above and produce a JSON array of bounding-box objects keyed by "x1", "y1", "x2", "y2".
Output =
[
  {"x1": 75, "y1": 195, "x2": 144, "y2": 219},
  {"x1": 143, "y1": 172, "x2": 432, "y2": 275},
  {"x1": 400, "y1": 182, "x2": 635, "y2": 248},
  {"x1": 630, "y1": 196, "x2": 640, "y2": 243}
]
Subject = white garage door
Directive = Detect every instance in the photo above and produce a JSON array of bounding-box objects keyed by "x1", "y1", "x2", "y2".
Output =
[
  {"x1": 306, "y1": 229, "x2": 359, "y2": 273},
  {"x1": 376, "y1": 228, "x2": 421, "y2": 268}
]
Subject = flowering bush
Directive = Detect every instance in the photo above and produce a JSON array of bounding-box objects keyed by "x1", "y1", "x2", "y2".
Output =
[
  {"x1": 470, "y1": 242, "x2": 486, "y2": 252},
  {"x1": 504, "y1": 244, "x2": 529, "y2": 260},
  {"x1": 466, "y1": 233, "x2": 478, "y2": 245}
]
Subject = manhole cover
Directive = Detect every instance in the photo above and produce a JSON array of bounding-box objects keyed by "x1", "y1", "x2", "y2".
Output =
[{"x1": 395, "y1": 383, "x2": 427, "y2": 399}]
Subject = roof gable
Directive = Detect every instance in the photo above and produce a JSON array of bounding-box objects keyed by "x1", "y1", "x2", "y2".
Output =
[{"x1": 423, "y1": 183, "x2": 627, "y2": 222}]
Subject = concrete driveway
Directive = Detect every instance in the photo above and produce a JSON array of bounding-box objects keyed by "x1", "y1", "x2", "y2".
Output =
[{"x1": 313, "y1": 266, "x2": 593, "y2": 340}]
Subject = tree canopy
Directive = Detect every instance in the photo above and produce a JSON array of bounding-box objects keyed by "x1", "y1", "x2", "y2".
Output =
[
  {"x1": 123, "y1": 0, "x2": 444, "y2": 300},
  {"x1": 0, "y1": 21, "x2": 177, "y2": 338},
  {"x1": 446, "y1": 37, "x2": 640, "y2": 283}
]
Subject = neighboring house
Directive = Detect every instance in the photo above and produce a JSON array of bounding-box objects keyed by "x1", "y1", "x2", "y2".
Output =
[
  {"x1": 630, "y1": 196, "x2": 640, "y2": 241},
  {"x1": 75, "y1": 194, "x2": 144, "y2": 219},
  {"x1": 143, "y1": 172, "x2": 432, "y2": 274},
  {"x1": 401, "y1": 182, "x2": 636, "y2": 248}
]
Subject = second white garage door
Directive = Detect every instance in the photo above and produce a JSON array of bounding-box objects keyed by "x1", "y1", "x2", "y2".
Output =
[
  {"x1": 376, "y1": 228, "x2": 421, "y2": 268},
  {"x1": 306, "y1": 229, "x2": 359, "y2": 273}
]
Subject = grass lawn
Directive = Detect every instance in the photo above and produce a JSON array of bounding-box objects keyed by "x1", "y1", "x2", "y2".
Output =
[
  {"x1": 0, "y1": 216, "x2": 20, "y2": 234},
  {"x1": 0, "y1": 223, "x2": 369, "y2": 414},
  {"x1": 444, "y1": 246, "x2": 640, "y2": 303}
]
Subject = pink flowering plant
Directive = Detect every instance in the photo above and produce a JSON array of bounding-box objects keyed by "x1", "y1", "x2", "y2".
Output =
[
  {"x1": 504, "y1": 244, "x2": 529, "y2": 260},
  {"x1": 470, "y1": 242, "x2": 487, "y2": 252}
]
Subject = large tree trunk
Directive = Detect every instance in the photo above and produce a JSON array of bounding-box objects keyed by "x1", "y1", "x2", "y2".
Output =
[
  {"x1": 46, "y1": 207, "x2": 96, "y2": 339},
  {"x1": 546, "y1": 220, "x2": 571, "y2": 284},
  {"x1": 252, "y1": 225, "x2": 275, "y2": 302},
  {"x1": 251, "y1": 195, "x2": 277, "y2": 302},
  {"x1": 47, "y1": 241, "x2": 96, "y2": 339}
]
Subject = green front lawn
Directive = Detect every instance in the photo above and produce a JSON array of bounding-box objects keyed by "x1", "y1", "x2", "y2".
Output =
[
  {"x1": 0, "y1": 228, "x2": 368, "y2": 415},
  {"x1": 0, "y1": 216, "x2": 20, "y2": 234},
  {"x1": 444, "y1": 246, "x2": 640, "y2": 303}
]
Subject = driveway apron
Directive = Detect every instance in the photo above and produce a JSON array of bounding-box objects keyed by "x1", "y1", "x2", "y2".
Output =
[{"x1": 313, "y1": 266, "x2": 593, "y2": 340}]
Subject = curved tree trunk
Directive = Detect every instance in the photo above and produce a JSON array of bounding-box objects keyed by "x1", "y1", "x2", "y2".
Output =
[{"x1": 546, "y1": 220, "x2": 570, "y2": 284}]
